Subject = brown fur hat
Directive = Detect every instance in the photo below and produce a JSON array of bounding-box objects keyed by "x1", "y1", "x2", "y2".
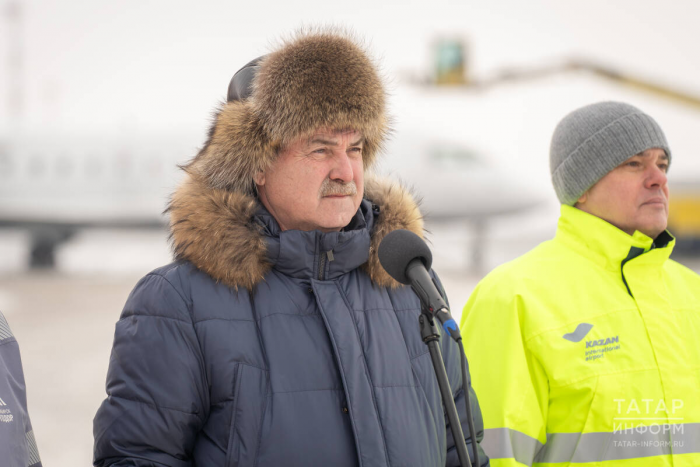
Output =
[{"x1": 185, "y1": 30, "x2": 389, "y2": 195}]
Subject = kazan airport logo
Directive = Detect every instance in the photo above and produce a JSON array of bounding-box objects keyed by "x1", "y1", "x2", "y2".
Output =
[
  {"x1": 586, "y1": 336, "x2": 619, "y2": 348},
  {"x1": 562, "y1": 323, "x2": 593, "y2": 342},
  {"x1": 562, "y1": 323, "x2": 621, "y2": 361}
]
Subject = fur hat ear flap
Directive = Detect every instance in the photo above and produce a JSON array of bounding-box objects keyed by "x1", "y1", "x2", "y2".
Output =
[{"x1": 186, "y1": 100, "x2": 277, "y2": 195}]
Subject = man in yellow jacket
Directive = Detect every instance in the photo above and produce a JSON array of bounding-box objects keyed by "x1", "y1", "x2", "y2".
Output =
[{"x1": 461, "y1": 101, "x2": 700, "y2": 466}]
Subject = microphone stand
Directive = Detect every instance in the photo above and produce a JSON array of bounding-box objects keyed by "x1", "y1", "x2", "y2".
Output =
[
  {"x1": 418, "y1": 307, "x2": 472, "y2": 467},
  {"x1": 377, "y1": 232, "x2": 480, "y2": 467}
]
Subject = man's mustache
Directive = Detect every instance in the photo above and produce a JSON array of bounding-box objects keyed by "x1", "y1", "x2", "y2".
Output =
[{"x1": 320, "y1": 179, "x2": 358, "y2": 197}]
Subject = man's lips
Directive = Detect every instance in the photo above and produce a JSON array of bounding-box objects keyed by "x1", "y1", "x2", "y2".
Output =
[{"x1": 641, "y1": 197, "x2": 666, "y2": 206}]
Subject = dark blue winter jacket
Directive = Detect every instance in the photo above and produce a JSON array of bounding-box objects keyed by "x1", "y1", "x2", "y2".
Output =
[
  {"x1": 93, "y1": 175, "x2": 488, "y2": 467},
  {"x1": 0, "y1": 312, "x2": 42, "y2": 467}
]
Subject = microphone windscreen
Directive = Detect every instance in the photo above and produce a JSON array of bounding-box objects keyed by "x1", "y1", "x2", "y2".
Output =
[{"x1": 378, "y1": 230, "x2": 433, "y2": 285}]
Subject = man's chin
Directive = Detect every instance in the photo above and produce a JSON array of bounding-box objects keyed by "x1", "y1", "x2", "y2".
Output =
[
  {"x1": 637, "y1": 220, "x2": 668, "y2": 239},
  {"x1": 316, "y1": 211, "x2": 357, "y2": 232}
]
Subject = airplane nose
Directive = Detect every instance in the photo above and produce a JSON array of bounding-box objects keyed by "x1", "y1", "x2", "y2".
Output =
[{"x1": 400, "y1": 165, "x2": 546, "y2": 221}]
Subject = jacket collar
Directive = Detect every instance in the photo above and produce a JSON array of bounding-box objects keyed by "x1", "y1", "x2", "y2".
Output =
[
  {"x1": 554, "y1": 204, "x2": 675, "y2": 272},
  {"x1": 167, "y1": 174, "x2": 424, "y2": 290},
  {"x1": 257, "y1": 200, "x2": 373, "y2": 281}
]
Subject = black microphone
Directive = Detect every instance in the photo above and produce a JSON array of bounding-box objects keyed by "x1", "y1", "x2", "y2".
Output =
[
  {"x1": 378, "y1": 230, "x2": 461, "y2": 341},
  {"x1": 380, "y1": 230, "x2": 478, "y2": 467}
]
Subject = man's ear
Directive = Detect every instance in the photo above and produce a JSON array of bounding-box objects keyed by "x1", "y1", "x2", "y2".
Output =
[
  {"x1": 576, "y1": 191, "x2": 588, "y2": 206},
  {"x1": 253, "y1": 171, "x2": 265, "y2": 186}
]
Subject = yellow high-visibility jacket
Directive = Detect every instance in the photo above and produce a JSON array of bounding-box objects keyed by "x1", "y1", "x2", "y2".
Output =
[{"x1": 461, "y1": 205, "x2": 700, "y2": 466}]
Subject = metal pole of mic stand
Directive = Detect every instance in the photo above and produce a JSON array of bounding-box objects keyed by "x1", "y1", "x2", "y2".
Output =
[{"x1": 419, "y1": 312, "x2": 471, "y2": 467}]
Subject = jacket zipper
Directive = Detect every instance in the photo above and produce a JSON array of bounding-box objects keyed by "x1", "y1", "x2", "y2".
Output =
[{"x1": 318, "y1": 249, "x2": 334, "y2": 280}]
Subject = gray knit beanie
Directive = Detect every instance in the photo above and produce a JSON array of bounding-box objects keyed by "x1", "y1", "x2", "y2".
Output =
[{"x1": 550, "y1": 101, "x2": 671, "y2": 205}]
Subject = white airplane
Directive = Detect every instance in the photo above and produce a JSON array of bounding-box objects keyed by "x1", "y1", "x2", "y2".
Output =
[
  {"x1": 0, "y1": 131, "x2": 189, "y2": 266},
  {"x1": 0, "y1": 123, "x2": 544, "y2": 269},
  {"x1": 8, "y1": 53, "x2": 700, "y2": 271},
  {"x1": 379, "y1": 134, "x2": 544, "y2": 222}
]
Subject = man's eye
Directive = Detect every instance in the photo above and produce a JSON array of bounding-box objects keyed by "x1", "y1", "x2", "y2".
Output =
[
  {"x1": 626, "y1": 161, "x2": 641, "y2": 168},
  {"x1": 658, "y1": 164, "x2": 669, "y2": 172},
  {"x1": 313, "y1": 148, "x2": 327, "y2": 154}
]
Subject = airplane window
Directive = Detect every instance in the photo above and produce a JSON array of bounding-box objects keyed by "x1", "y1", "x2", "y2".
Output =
[
  {"x1": 429, "y1": 146, "x2": 482, "y2": 167},
  {"x1": 147, "y1": 156, "x2": 162, "y2": 176},
  {"x1": 115, "y1": 152, "x2": 132, "y2": 179},
  {"x1": 85, "y1": 156, "x2": 102, "y2": 177},
  {"x1": 29, "y1": 154, "x2": 45, "y2": 176},
  {"x1": 0, "y1": 150, "x2": 11, "y2": 178},
  {"x1": 56, "y1": 155, "x2": 74, "y2": 177}
]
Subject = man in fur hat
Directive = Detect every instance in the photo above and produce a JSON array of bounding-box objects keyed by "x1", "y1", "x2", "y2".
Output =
[{"x1": 93, "y1": 31, "x2": 489, "y2": 467}]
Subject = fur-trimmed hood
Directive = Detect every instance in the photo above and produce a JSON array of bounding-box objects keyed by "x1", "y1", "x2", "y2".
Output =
[{"x1": 167, "y1": 174, "x2": 423, "y2": 290}]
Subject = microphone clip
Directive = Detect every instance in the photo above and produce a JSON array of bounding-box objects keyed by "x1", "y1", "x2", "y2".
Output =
[
  {"x1": 416, "y1": 299, "x2": 461, "y2": 344},
  {"x1": 418, "y1": 313, "x2": 441, "y2": 345}
]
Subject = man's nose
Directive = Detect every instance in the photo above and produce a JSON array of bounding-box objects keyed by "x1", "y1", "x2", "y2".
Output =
[
  {"x1": 329, "y1": 151, "x2": 354, "y2": 182},
  {"x1": 645, "y1": 164, "x2": 668, "y2": 189}
]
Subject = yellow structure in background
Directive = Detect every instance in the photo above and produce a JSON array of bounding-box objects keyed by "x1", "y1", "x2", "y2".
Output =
[
  {"x1": 669, "y1": 194, "x2": 700, "y2": 237},
  {"x1": 434, "y1": 38, "x2": 468, "y2": 85},
  {"x1": 428, "y1": 47, "x2": 700, "y2": 243}
]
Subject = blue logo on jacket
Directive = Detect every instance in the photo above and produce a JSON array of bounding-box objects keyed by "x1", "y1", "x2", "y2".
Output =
[{"x1": 563, "y1": 323, "x2": 594, "y2": 342}]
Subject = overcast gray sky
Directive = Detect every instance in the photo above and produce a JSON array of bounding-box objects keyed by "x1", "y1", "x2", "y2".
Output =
[{"x1": 2, "y1": 0, "x2": 699, "y2": 134}]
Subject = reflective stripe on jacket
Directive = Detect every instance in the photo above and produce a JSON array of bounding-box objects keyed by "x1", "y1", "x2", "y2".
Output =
[{"x1": 460, "y1": 205, "x2": 700, "y2": 466}]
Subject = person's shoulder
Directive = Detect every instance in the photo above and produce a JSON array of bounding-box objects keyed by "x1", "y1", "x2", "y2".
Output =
[
  {"x1": 144, "y1": 259, "x2": 226, "y2": 299},
  {"x1": 120, "y1": 261, "x2": 201, "y2": 321},
  {"x1": 476, "y1": 239, "x2": 559, "y2": 293},
  {"x1": 665, "y1": 258, "x2": 700, "y2": 277},
  {"x1": 148, "y1": 260, "x2": 195, "y2": 286},
  {"x1": 665, "y1": 258, "x2": 700, "y2": 295},
  {"x1": 465, "y1": 239, "x2": 569, "y2": 327},
  {"x1": 133, "y1": 260, "x2": 255, "y2": 321},
  {"x1": 141, "y1": 261, "x2": 192, "y2": 296},
  {"x1": 463, "y1": 241, "x2": 570, "y2": 342}
]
